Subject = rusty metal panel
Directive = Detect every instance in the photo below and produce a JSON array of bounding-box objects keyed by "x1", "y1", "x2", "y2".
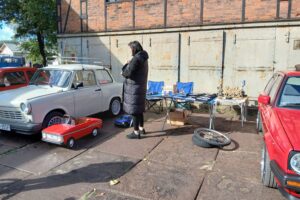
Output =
[
  {"x1": 223, "y1": 28, "x2": 276, "y2": 99},
  {"x1": 143, "y1": 33, "x2": 179, "y2": 88},
  {"x1": 183, "y1": 31, "x2": 223, "y2": 93}
]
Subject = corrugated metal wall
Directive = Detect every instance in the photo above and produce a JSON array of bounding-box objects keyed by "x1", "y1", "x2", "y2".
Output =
[{"x1": 58, "y1": 25, "x2": 300, "y2": 100}]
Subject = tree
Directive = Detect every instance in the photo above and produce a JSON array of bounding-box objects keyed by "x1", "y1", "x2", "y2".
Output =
[{"x1": 0, "y1": 0, "x2": 57, "y2": 66}]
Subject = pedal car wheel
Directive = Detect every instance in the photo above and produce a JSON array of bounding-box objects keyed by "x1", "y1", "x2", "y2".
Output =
[
  {"x1": 110, "y1": 98, "x2": 121, "y2": 116},
  {"x1": 92, "y1": 129, "x2": 98, "y2": 137},
  {"x1": 193, "y1": 128, "x2": 231, "y2": 147},
  {"x1": 67, "y1": 138, "x2": 75, "y2": 149}
]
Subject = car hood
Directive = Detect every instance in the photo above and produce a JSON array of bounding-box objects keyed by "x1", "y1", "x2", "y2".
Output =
[
  {"x1": 276, "y1": 108, "x2": 300, "y2": 150},
  {"x1": 0, "y1": 85, "x2": 63, "y2": 107}
]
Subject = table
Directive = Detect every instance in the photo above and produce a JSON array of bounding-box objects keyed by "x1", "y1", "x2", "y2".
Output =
[
  {"x1": 210, "y1": 97, "x2": 248, "y2": 129},
  {"x1": 161, "y1": 94, "x2": 216, "y2": 131}
]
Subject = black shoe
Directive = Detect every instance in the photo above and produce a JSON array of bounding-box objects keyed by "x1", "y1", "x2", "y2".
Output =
[
  {"x1": 140, "y1": 129, "x2": 146, "y2": 135},
  {"x1": 126, "y1": 132, "x2": 141, "y2": 139}
]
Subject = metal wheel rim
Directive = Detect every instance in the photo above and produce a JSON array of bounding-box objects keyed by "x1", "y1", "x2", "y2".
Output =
[
  {"x1": 112, "y1": 99, "x2": 121, "y2": 115},
  {"x1": 92, "y1": 129, "x2": 98, "y2": 137},
  {"x1": 195, "y1": 128, "x2": 230, "y2": 145},
  {"x1": 48, "y1": 116, "x2": 63, "y2": 126},
  {"x1": 69, "y1": 139, "x2": 75, "y2": 148},
  {"x1": 261, "y1": 146, "x2": 266, "y2": 179}
]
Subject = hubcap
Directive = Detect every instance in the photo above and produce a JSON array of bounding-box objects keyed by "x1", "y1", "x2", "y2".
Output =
[
  {"x1": 92, "y1": 129, "x2": 98, "y2": 137},
  {"x1": 48, "y1": 116, "x2": 63, "y2": 127},
  {"x1": 69, "y1": 139, "x2": 74, "y2": 148},
  {"x1": 261, "y1": 147, "x2": 266, "y2": 179},
  {"x1": 111, "y1": 99, "x2": 121, "y2": 115}
]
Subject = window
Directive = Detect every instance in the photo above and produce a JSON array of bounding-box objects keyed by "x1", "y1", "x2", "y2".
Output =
[
  {"x1": 264, "y1": 75, "x2": 276, "y2": 95},
  {"x1": 3, "y1": 72, "x2": 26, "y2": 86},
  {"x1": 73, "y1": 70, "x2": 96, "y2": 87},
  {"x1": 26, "y1": 71, "x2": 35, "y2": 81},
  {"x1": 278, "y1": 77, "x2": 300, "y2": 109},
  {"x1": 95, "y1": 70, "x2": 113, "y2": 84},
  {"x1": 269, "y1": 75, "x2": 284, "y2": 103}
]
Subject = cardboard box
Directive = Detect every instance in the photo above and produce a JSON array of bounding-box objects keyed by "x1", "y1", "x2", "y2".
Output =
[{"x1": 167, "y1": 109, "x2": 191, "y2": 126}]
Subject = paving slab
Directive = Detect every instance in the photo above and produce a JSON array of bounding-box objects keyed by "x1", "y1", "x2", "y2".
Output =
[
  {"x1": 0, "y1": 144, "x2": 14, "y2": 155},
  {"x1": 0, "y1": 165, "x2": 31, "y2": 190},
  {"x1": 96, "y1": 128, "x2": 164, "y2": 160},
  {"x1": 0, "y1": 132, "x2": 37, "y2": 148},
  {"x1": 0, "y1": 150, "x2": 139, "y2": 200},
  {"x1": 81, "y1": 188, "x2": 146, "y2": 200},
  {"x1": 106, "y1": 160, "x2": 205, "y2": 200},
  {"x1": 148, "y1": 132, "x2": 218, "y2": 171},
  {"x1": 222, "y1": 132, "x2": 263, "y2": 153},
  {"x1": 0, "y1": 142, "x2": 85, "y2": 175},
  {"x1": 197, "y1": 171, "x2": 285, "y2": 200}
]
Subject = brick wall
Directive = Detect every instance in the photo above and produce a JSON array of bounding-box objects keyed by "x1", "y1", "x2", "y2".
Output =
[
  {"x1": 245, "y1": 0, "x2": 277, "y2": 21},
  {"x1": 203, "y1": 0, "x2": 242, "y2": 23},
  {"x1": 58, "y1": 0, "x2": 300, "y2": 34},
  {"x1": 107, "y1": 1, "x2": 133, "y2": 31},
  {"x1": 291, "y1": 0, "x2": 300, "y2": 18},
  {"x1": 167, "y1": 0, "x2": 200, "y2": 27},
  {"x1": 135, "y1": 0, "x2": 164, "y2": 29}
]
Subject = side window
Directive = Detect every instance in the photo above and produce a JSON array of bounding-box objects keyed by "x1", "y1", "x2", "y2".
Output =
[
  {"x1": 95, "y1": 70, "x2": 113, "y2": 84},
  {"x1": 264, "y1": 75, "x2": 276, "y2": 95},
  {"x1": 73, "y1": 70, "x2": 96, "y2": 87},
  {"x1": 26, "y1": 71, "x2": 35, "y2": 81},
  {"x1": 3, "y1": 72, "x2": 26, "y2": 86},
  {"x1": 269, "y1": 75, "x2": 284, "y2": 103}
]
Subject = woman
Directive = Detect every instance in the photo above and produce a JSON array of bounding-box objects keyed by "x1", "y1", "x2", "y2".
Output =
[{"x1": 122, "y1": 41, "x2": 149, "y2": 139}]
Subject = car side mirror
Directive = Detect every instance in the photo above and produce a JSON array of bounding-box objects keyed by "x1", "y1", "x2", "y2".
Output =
[
  {"x1": 258, "y1": 94, "x2": 271, "y2": 105},
  {"x1": 74, "y1": 82, "x2": 83, "y2": 89}
]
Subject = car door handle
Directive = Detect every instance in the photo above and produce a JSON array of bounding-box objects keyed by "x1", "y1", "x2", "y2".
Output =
[{"x1": 95, "y1": 88, "x2": 102, "y2": 92}]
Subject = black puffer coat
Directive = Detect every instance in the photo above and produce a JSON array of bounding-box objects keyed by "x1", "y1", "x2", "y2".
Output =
[{"x1": 122, "y1": 50, "x2": 149, "y2": 115}]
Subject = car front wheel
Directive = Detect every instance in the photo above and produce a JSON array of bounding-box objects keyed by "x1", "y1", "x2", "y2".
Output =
[
  {"x1": 256, "y1": 111, "x2": 263, "y2": 134},
  {"x1": 109, "y1": 98, "x2": 121, "y2": 116},
  {"x1": 261, "y1": 144, "x2": 278, "y2": 188},
  {"x1": 42, "y1": 111, "x2": 64, "y2": 129}
]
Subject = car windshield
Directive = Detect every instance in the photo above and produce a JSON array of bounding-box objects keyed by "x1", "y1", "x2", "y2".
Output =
[
  {"x1": 30, "y1": 69, "x2": 72, "y2": 88},
  {"x1": 278, "y1": 76, "x2": 300, "y2": 109}
]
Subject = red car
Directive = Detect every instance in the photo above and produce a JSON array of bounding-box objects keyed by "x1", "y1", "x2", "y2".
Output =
[
  {"x1": 42, "y1": 117, "x2": 103, "y2": 149},
  {"x1": 257, "y1": 70, "x2": 300, "y2": 199},
  {"x1": 0, "y1": 67, "x2": 36, "y2": 92}
]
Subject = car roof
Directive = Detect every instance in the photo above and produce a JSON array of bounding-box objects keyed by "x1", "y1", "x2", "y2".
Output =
[
  {"x1": 44, "y1": 64, "x2": 106, "y2": 70},
  {"x1": 278, "y1": 71, "x2": 300, "y2": 76},
  {"x1": 0, "y1": 67, "x2": 36, "y2": 72}
]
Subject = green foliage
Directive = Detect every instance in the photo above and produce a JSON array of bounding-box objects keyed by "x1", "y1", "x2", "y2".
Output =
[{"x1": 0, "y1": 0, "x2": 57, "y2": 65}]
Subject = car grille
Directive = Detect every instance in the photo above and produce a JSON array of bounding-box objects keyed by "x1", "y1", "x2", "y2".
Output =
[{"x1": 0, "y1": 110, "x2": 24, "y2": 120}]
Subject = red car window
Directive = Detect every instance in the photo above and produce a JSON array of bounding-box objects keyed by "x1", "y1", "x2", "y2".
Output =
[
  {"x1": 269, "y1": 75, "x2": 284, "y2": 104},
  {"x1": 3, "y1": 71, "x2": 26, "y2": 86},
  {"x1": 264, "y1": 75, "x2": 276, "y2": 95}
]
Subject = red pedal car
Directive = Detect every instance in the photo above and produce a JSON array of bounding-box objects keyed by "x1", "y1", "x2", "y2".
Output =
[
  {"x1": 42, "y1": 116, "x2": 103, "y2": 149},
  {"x1": 257, "y1": 70, "x2": 300, "y2": 199}
]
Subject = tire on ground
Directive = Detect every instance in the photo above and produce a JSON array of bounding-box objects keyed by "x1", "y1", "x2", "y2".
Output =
[{"x1": 261, "y1": 145, "x2": 278, "y2": 188}]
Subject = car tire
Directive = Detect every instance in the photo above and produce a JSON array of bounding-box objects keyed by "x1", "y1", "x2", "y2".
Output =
[
  {"x1": 109, "y1": 98, "x2": 122, "y2": 116},
  {"x1": 91, "y1": 129, "x2": 98, "y2": 137},
  {"x1": 256, "y1": 111, "x2": 263, "y2": 135},
  {"x1": 192, "y1": 134, "x2": 214, "y2": 148},
  {"x1": 42, "y1": 111, "x2": 64, "y2": 129},
  {"x1": 261, "y1": 144, "x2": 278, "y2": 188},
  {"x1": 67, "y1": 138, "x2": 75, "y2": 149}
]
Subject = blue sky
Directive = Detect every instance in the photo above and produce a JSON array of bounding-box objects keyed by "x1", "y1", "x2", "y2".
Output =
[{"x1": 0, "y1": 22, "x2": 15, "y2": 41}]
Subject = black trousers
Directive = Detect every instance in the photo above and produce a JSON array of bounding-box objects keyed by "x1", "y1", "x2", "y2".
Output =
[{"x1": 132, "y1": 114, "x2": 144, "y2": 131}]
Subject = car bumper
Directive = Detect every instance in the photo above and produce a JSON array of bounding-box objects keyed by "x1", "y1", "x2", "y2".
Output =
[
  {"x1": 0, "y1": 119, "x2": 42, "y2": 135},
  {"x1": 271, "y1": 160, "x2": 300, "y2": 200}
]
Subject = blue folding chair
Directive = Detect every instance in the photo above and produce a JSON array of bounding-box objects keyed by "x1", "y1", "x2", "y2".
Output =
[
  {"x1": 174, "y1": 82, "x2": 194, "y2": 110},
  {"x1": 146, "y1": 81, "x2": 164, "y2": 113}
]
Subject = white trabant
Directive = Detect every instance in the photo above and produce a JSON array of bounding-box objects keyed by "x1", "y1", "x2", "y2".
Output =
[{"x1": 0, "y1": 64, "x2": 123, "y2": 135}]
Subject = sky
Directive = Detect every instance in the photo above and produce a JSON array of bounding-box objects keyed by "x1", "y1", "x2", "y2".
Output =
[{"x1": 0, "y1": 22, "x2": 15, "y2": 41}]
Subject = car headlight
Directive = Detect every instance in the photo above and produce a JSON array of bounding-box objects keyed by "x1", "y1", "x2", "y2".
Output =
[
  {"x1": 20, "y1": 102, "x2": 32, "y2": 114},
  {"x1": 290, "y1": 152, "x2": 300, "y2": 175}
]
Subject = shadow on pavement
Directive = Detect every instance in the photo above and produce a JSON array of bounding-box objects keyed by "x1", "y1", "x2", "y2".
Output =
[{"x1": 0, "y1": 161, "x2": 134, "y2": 200}]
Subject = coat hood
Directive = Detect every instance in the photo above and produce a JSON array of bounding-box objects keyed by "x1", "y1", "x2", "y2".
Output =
[
  {"x1": 136, "y1": 50, "x2": 149, "y2": 62},
  {"x1": 276, "y1": 108, "x2": 300, "y2": 150}
]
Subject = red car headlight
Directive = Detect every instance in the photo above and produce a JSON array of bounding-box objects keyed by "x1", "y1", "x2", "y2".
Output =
[{"x1": 289, "y1": 151, "x2": 300, "y2": 175}]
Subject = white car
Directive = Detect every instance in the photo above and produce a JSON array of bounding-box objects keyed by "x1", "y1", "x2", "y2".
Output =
[{"x1": 0, "y1": 64, "x2": 123, "y2": 135}]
